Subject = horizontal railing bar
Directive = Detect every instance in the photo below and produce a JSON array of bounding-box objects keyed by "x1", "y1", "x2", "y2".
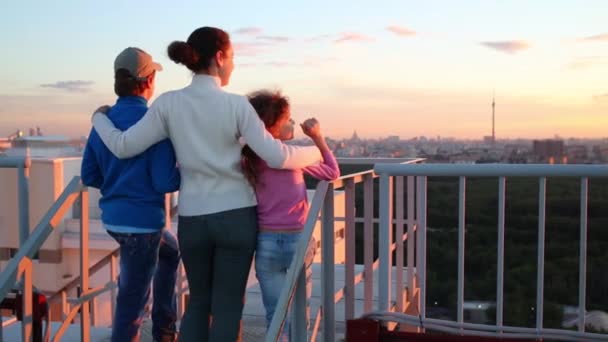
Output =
[
  {"x1": 0, "y1": 157, "x2": 30, "y2": 168},
  {"x1": 336, "y1": 157, "x2": 424, "y2": 165},
  {"x1": 418, "y1": 324, "x2": 597, "y2": 342},
  {"x1": 66, "y1": 283, "x2": 116, "y2": 304},
  {"x1": 362, "y1": 312, "x2": 608, "y2": 341},
  {"x1": 1, "y1": 317, "x2": 18, "y2": 328},
  {"x1": 336, "y1": 217, "x2": 412, "y2": 225},
  {"x1": 374, "y1": 163, "x2": 608, "y2": 177},
  {"x1": 49, "y1": 249, "x2": 120, "y2": 303},
  {"x1": 333, "y1": 173, "x2": 373, "y2": 189},
  {"x1": 333, "y1": 158, "x2": 424, "y2": 188}
]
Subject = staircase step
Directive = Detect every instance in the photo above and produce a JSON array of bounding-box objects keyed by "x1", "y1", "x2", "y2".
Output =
[{"x1": 1, "y1": 321, "x2": 112, "y2": 342}]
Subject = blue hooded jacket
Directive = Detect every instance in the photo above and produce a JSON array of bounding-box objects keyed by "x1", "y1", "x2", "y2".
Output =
[{"x1": 81, "y1": 96, "x2": 180, "y2": 230}]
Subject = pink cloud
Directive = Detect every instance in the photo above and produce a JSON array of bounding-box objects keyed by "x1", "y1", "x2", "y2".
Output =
[
  {"x1": 334, "y1": 32, "x2": 374, "y2": 44},
  {"x1": 40, "y1": 80, "x2": 95, "y2": 93},
  {"x1": 386, "y1": 25, "x2": 416, "y2": 37},
  {"x1": 233, "y1": 27, "x2": 263, "y2": 35},
  {"x1": 233, "y1": 36, "x2": 290, "y2": 57},
  {"x1": 238, "y1": 61, "x2": 291, "y2": 68},
  {"x1": 480, "y1": 40, "x2": 530, "y2": 54},
  {"x1": 578, "y1": 33, "x2": 608, "y2": 42},
  {"x1": 233, "y1": 42, "x2": 266, "y2": 56},
  {"x1": 257, "y1": 35, "x2": 290, "y2": 43},
  {"x1": 307, "y1": 34, "x2": 332, "y2": 42},
  {"x1": 238, "y1": 57, "x2": 339, "y2": 69}
]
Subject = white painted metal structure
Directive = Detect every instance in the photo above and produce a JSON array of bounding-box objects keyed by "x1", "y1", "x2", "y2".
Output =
[{"x1": 372, "y1": 163, "x2": 608, "y2": 341}]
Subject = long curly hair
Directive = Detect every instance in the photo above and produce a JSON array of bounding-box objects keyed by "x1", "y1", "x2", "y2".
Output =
[{"x1": 241, "y1": 90, "x2": 290, "y2": 187}]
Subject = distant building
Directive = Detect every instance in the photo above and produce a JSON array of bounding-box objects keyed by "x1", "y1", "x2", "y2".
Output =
[
  {"x1": 533, "y1": 139, "x2": 565, "y2": 164},
  {"x1": 5, "y1": 136, "x2": 81, "y2": 158},
  {"x1": 0, "y1": 130, "x2": 24, "y2": 152},
  {"x1": 566, "y1": 145, "x2": 588, "y2": 164},
  {"x1": 593, "y1": 145, "x2": 608, "y2": 162}
]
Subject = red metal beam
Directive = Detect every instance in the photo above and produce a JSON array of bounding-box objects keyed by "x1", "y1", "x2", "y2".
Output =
[{"x1": 346, "y1": 319, "x2": 536, "y2": 342}]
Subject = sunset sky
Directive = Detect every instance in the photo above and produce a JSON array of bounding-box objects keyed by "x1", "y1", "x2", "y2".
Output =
[{"x1": 1, "y1": 0, "x2": 607, "y2": 139}]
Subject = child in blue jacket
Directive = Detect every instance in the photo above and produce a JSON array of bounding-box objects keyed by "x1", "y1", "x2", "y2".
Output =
[{"x1": 81, "y1": 47, "x2": 180, "y2": 342}]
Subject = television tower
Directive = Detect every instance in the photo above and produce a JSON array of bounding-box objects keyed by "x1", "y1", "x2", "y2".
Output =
[{"x1": 492, "y1": 91, "x2": 496, "y2": 146}]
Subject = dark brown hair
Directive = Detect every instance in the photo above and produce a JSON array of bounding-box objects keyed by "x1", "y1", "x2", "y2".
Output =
[
  {"x1": 241, "y1": 90, "x2": 290, "y2": 186},
  {"x1": 167, "y1": 26, "x2": 231, "y2": 72},
  {"x1": 114, "y1": 69, "x2": 149, "y2": 97}
]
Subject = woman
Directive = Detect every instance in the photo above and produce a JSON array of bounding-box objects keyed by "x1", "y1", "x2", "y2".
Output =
[{"x1": 91, "y1": 27, "x2": 322, "y2": 341}]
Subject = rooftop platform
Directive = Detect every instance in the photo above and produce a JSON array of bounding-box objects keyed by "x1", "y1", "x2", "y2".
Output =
[{"x1": 2, "y1": 263, "x2": 408, "y2": 341}]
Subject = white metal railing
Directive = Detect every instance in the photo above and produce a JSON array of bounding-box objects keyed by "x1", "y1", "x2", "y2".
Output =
[
  {"x1": 46, "y1": 248, "x2": 120, "y2": 329},
  {"x1": 0, "y1": 177, "x2": 84, "y2": 341},
  {"x1": 2, "y1": 156, "x2": 427, "y2": 341},
  {"x1": 0, "y1": 156, "x2": 31, "y2": 340},
  {"x1": 373, "y1": 163, "x2": 608, "y2": 341},
  {"x1": 266, "y1": 157, "x2": 425, "y2": 341},
  {"x1": 0, "y1": 177, "x2": 177, "y2": 342},
  {"x1": 46, "y1": 194, "x2": 177, "y2": 330},
  {"x1": 0, "y1": 157, "x2": 31, "y2": 247}
]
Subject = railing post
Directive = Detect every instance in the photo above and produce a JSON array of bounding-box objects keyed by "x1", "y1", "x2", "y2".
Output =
[
  {"x1": 79, "y1": 190, "x2": 91, "y2": 342},
  {"x1": 110, "y1": 254, "x2": 117, "y2": 323},
  {"x1": 291, "y1": 267, "x2": 308, "y2": 342},
  {"x1": 61, "y1": 291, "x2": 69, "y2": 321},
  {"x1": 321, "y1": 183, "x2": 335, "y2": 342},
  {"x1": 406, "y1": 176, "x2": 415, "y2": 306},
  {"x1": 176, "y1": 263, "x2": 186, "y2": 321},
  {"x1": 90, "y1": 297, "x2": 97, "y2": 327},
  {"x1": 18, "y1": 157, "x2": 31, "y2": 247},
  {"x1": 378, "y1": 174, "x2": 393, "y2": 311},
  {"x1": 19, "y1": 258, "x2": 33, "y2": 342},
  {"x1": 165, "y1": 193, "x2": 172, "y2": 230},
  {"x1": 578, "y1": 177, "x2": 588, "y2": 333},
  {"x1": 536, "y1": 177, "x2": 546, "y2": 332},
  {"x1": 395, "y1": 176, "x2": 404, "y2": 313},
  {"x1": 416, "y1": 176, "x2": 427, "y2": 323},
  {"x1": 363, "y1": 174, "x2": 374, "y2": 312},
  {"x1": 344, "y1": 179, "x2": 356, "y2": 320},
  {"x1": 496, "y1": 177, "x2": 506, "y2": 332},
  {"x1": 457, "y1": 176, "x2": 466, "y2": 329}
]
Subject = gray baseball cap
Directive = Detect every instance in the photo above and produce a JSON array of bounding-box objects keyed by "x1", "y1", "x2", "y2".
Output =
[{"x1": 114, "y1": 47, "x2": 162, "y2": 80}]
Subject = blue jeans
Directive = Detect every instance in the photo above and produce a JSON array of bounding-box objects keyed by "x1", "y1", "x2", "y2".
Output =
[
  {"x1": 109, "y1": 229, "x2": 180, "y2": 342},
  {"x1": 255, "y1": 232, "x2": 315, "y2": 341}
]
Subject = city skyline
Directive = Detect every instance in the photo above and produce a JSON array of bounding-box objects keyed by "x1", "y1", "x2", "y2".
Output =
[{"x1": 1, "y1": 0, "x2": 607, "y2": 139}]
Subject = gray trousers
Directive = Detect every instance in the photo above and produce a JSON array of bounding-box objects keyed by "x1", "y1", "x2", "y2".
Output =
[{"x1": 177, "y1": 206, "x2": 258, "y2": 342}]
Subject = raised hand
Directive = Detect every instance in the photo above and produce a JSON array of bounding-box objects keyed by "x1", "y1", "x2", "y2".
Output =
[{"x1": 300, "y1": 118, "x2": 322, "y2": 140}]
